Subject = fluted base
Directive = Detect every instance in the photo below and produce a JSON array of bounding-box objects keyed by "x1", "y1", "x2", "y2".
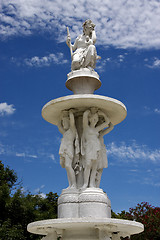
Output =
[{"x1": 58, "y1": 188, "x2": 111, "y2": 218}]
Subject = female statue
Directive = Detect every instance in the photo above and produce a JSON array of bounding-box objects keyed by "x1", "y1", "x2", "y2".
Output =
[
  {"x1": 81, "y1": 108, "x2": 109, "y2": 188},
  {"x1": 66, "y1": 19, "x2": 100, "y2": 71},
  {"x1": 96, "y1": 121, "x2": 114, "y2": 188},
  {"x1": 58, "y1": 109, "x2": 79, "y2": 188}
]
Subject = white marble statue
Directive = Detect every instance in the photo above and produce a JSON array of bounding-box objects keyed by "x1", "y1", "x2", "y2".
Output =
[
  {"x1": 66, "y1": 19, "x2": 100, "y2": 71},
  {"x1": 96, "y1": 120, "x2": 114, "y2": 188},
  {"x1": 81, "y1": 108, "x2": 109, "y2": 188},
  {"x1": 58, "y1": 109, "x2": 79, "y2": 188}
]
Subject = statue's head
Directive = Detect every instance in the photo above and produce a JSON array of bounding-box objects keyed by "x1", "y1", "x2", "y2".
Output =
[
  {"x1": 83, "y1": 19, "x2": 95, "y2": 36},
  {"x1": 89, "y1": 112, "x2": 99, "y2": 127},
  {"x1": 61, "y1": 111, "x2": 70, "y2": 130},
  {"x1": 62, "y1": 116, "x2": 70, "y2": 130}
]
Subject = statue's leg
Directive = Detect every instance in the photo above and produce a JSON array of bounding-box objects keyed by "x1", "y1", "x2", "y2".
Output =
[
  {"x1": 84, "y1": 45, "x2": 96, "y2": 68},
  {"x1": 71, "y1": 54, "x2": 81, "y2": 70},
  {"x1": 89, "y1": 160, "x2": 98, "y2": 188},
  {"x1": 95, "y1": 169, "x2": 103, "y2": 188},
  {"x1": 82, "y1": 164, "x2": 90, "y2": 188},
  {"x1": 65, "y1": 156, "x2": 77, "y2": 188}
]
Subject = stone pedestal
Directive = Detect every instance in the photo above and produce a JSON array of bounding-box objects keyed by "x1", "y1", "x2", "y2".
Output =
[
  {"x1": 66, "y1": 69, "x2": 101, "y2": 94},
  {"x1": 58, "y1": 188, "x2": 111, "y2": 219},
  {"x1": 79, "y1": 188, "x2": 111, "y2": 218}
]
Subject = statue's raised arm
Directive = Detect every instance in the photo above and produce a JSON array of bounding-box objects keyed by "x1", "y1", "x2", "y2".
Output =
[{"x1": 66, "y1": 20, "x2": 100, "y2": 71}]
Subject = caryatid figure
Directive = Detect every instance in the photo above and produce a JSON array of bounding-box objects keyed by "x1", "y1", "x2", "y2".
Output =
[
  {"x1": 81, "y1": 108, "x2": 109, "y2": 188},
  {"x1": 96, "y1": 111, "x2": 114, "y2": 188},
  {"x1": 58, "y1": 109, "x2": 79, "y2": 188},
  {"x1": 66, "y1": 19, "x2": 100, "y2": 71}
]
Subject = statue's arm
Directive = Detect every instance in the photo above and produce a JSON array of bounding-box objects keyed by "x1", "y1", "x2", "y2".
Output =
[
  {"x1": 72, "y1": 37, "x2": 78, "y2": 51},
  {"x1": 101, "y1": 122, "x2": 114, "y2": 136},
  {"x1": 96, "y1": 111, "x2": 110, "y2": 132},
  {"x1": 58, "y1": 120, "x2": 65, "y2": 134},
  {"x1": 92, "y1": 30, "x2": 96, "y2": 45},
  {"x1": 69, "y1": 109, "x2": 76, "y2": 130},
  {"x1": 66, "y1": 35, "x2": 78, "y2": 52},
  {"x1": 83, "y1": 109, "x2": 90, "y2": 129}
]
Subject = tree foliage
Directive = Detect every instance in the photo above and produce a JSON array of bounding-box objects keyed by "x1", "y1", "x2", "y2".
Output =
[
  {"x1": 0, "y1": 161, "x2": 58, "y2": 240},
  {"x1": 112, "y1": 202, "x2": 160, "y2": 240}
]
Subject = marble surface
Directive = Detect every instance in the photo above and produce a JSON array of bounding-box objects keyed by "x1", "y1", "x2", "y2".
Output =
[
  {"x1": 58, "y1": 188, "x2": 111, "y2": 218},
  {"x1": 66, "y1": 68, "x2": 101, "y2": 94},
  {"x1": 27, "y1": 217, "x2": 144, "y2": 239},
  {"x1": 42, "y1": 94, "x2": 127, "y2": 126}
]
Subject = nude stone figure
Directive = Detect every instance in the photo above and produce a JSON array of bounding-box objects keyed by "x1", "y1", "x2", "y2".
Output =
[
  {"x1": 81, "y1": 108, "x2": 109, "y2": 188},
  {"x1": 58, "y1": 109, "x2": 79, "y2": 188},
  {"x1": 66, "y1": 19, "x2": 100, "y2": 71}
]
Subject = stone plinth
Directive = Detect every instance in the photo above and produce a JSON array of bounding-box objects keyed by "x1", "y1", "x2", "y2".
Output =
[
  {"x1": 58, "y1": 188, "x2": 111, "y2": 219},
  {"x1": 58, "y1": 189, "x2": 79, "y2": 218},
  {"x1": 79, "y1": 188, "x2": 111, "y2": 218},
  {"x1": 66, "y1": 69, "x2": 101, "y2": 94}
]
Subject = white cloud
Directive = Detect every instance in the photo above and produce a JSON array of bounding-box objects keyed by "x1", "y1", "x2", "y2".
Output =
[
  {"x1": 16, "y1": 152, "x2": 25, "y2": 157},
  {"x1": 1, "y1": 0, "x2": 160, "y2": 49},
  {"x1": 145, "y1": 57, "x2": 160, "y2": 68},
  {"x1": 144, "y1": 106, "x2": 160, "y2": 115},
  {"x1": 107, "y1": 141, "x2": 160, "y2": 163},
  {"x1": 0, "y1": 141, "x2": 58, "y2": 164},
  {"x1": 118, "y1": 55, "x2": 125, "y2": 62},
  {"x1": 34, "y1": 184, "x2": 45, "y2": 193},
  {"x1": 0, "y1": 143, "x2": 5, "y2": 154},
  {"x1": 16, "y1": 152, "x2": 38, "y2": 158},
  {"x1": 24, "y1": 53, "x2": 68, "y2": 67},
  {"x1": 96, "y1": 54, "x2": 126, "y2": 72},
  {"x1": 154, "y1": 108, "x2": 160, "y2": 114},
  {"x1": 0, "y1": 102, "x2": 16, "y2": 116},
  {"x1": 50, "y1": 154, "x2": 55, "y2": 162},
  {"x1": 37, "y1": 193, "x2": 46, "y2": 198}
]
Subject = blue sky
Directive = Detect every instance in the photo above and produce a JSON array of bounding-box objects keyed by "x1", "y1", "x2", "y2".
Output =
[{"x1": 0, "y1": 0, "x2": 160, "y2": 213}]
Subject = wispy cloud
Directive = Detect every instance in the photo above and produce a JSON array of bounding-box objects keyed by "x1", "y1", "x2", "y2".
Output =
[
  {"x1": 23, "y1": 53, "x2": 68, "y2": 67},
  {"x1": 16, "y1": 152, "x2": 38, "y2": 158},
  {"x1": 34, "y1": 185, "x2": 46, "y2": 198},
  {"x1": 145, "y1": 57, "x2": 160, "y2": 68},
  {"x1": 96, "y1": 54, "x2": 127, "y2": 72},
  {"x1": 0, "y1": 102, "x2": 16, "y2": 116},
  {"x1": 50, "y1": 154, "x2": 56, "y2": 162},
  {"x1": 154, "y1": 108, "x2": 160, "y2": 114},
  {"x1": 0, "y1": 141, "x2": 57, "y2": 164},
  {"x1": 144, "y1": 106, "x2": 160, "y2": 115},
  {"x1": 1, "y1": 0, "x2": 160, "y2": 49},
  {"x1": 35, "y1": 184, "x2": 45, "y2": 193},
  {"x1": 37, "y1": 193, "x2": 46, "y2": 198},
  {"x1": 107, "y1": 141, "x2": 160, "y2": 163}
]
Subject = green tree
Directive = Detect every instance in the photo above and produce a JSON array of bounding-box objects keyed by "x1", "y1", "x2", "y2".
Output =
[
  {"x1": 0, "y1": 161, "x2": 58, "y2": 240},
  {"x1": 112, "y1": 202, "x2": 160, "y2": 240},
  {"x1": 0, "y1": 160, "x2": 18, "y2": 224}
]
